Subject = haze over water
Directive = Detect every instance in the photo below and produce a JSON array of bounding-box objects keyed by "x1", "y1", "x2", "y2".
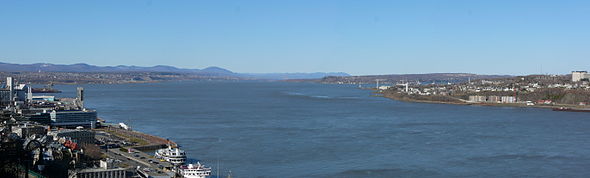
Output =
[{"x1": 54, "y1": 81, "x2": 590, "y2": 177}]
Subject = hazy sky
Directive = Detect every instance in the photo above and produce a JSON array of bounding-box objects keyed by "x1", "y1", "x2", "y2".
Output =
[{"x1": 1, "y1": 0, "x2": 589, "y2": 75}]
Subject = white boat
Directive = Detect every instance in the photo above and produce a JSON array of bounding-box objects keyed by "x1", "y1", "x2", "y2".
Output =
[
  {"x1": 178, "y1": 162, "x2": 212, "y2": 178},
  {"x1": 154, "y1": 145, "x2": 187, "y2": 165}
]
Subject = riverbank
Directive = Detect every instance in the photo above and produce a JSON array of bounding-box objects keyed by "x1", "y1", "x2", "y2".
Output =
[{"x1": 379, "y1": 91, "x2": 590, "y2": 111}]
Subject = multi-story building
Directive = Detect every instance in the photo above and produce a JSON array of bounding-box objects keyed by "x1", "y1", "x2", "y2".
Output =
[
  {"x1": 0, "y1": 89, "x2": 10, "y2": 106},
  {"x1": 14, "y1": 83, "x2": 31, "y2": 102},
  {"x1": 26, "y1": 112, "x2": 52, "y2": 125},
  {"x1": 11, "y1": 124, "x2": 47, "y2": 138},
  {"x1": 468, "y1": 95, "x2": 487, "y2": 103},
  {"x1": 1, "y1": 77, "x2": 33, "y2": 106},
  {"x1": 50, "y1": 129, "x2": 95, "y2": 145},
  {"x1": 69, "y1": 168, "x2": 127, "y2": 178},
  {"x1": 488, "y1": 96, "x2": 500, "y2": 103},
  {"x1": 501, "y1": 96, "x2": 517, "y2": 103},
  {"x1": 50, "y1": 109, "x2": 97, "y2": 128},
  {"x1": 69, "y1": 158, "x2": 126, "y2": 178},
  {"x1": 572, "y1": 71, "x2": 590, "y2": 82}
]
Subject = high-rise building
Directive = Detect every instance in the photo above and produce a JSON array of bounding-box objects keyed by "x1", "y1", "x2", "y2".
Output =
[
  {"x1": 27, "y1": 84, "x2": 33, "y2": 102},
  {"x1": 77, "y1": 87, "x2": 84, "y2": 108},
  {"x1": 7, "y1": 77, "x2": 14, "y2": 103},
  {"x1": 6, "y1": 77, "x2": 13, "y2": 88}
]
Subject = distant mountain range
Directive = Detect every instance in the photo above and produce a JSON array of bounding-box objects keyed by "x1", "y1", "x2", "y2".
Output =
[{"x1": 0, "y1": 62, "x2": 349, "y2": 80}]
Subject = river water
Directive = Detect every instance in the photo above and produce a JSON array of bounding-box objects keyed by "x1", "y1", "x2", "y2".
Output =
[{"x1": 53, "y1": 81, "x2": 590, "y2": 177}]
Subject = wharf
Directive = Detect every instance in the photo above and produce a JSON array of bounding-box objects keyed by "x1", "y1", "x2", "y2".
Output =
[{"x1": 101, "y1": 126, "x2": 175, "y2": 147}]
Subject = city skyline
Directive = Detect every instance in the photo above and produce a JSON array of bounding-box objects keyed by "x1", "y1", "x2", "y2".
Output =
[{"x1": 1, "y1": 0, "x2": 590, "y2": 75}]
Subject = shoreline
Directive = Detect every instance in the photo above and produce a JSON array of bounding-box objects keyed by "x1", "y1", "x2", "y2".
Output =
[{"x1": 379, "y1": 91, "x2": 589, "y2": 111}]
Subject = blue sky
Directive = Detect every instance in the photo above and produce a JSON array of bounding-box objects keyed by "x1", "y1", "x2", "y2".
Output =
[{"x1": 1, "y1": 0, "x2": 589, "y2": 75}]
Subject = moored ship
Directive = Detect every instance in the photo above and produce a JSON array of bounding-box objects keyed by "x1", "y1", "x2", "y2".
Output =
[
  {"x1": 177, "y1": 162, "x2": 212, "y2": 178},
  {"x1": 155, "y1": 145, "x2": 187, "y2": 165}
]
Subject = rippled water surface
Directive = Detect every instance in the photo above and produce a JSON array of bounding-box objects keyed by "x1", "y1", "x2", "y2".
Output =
[{"x1": 54, "y1": 81, "x2": 590, "y2": 177}]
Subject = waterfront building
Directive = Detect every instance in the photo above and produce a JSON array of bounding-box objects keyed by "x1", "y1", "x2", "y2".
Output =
[
  {"x1": 501, "y1": 96, "x2": 517, "y2": 103},
  {"x1": 572, "y1": 71, "x2": 590, "y2": 82},
  {"x1": 50, "y1": 109, "x2": 97, "y2": 128},
  {"x1": 488, "y1": 96, "x2": 500, "y2": 103},
  {"x1": 468, "y1": 95, "x2": 487, "y2": 103}
]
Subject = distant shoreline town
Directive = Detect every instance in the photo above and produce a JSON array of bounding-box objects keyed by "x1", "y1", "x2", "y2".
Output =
[
  {"x1": 371, "y1": 71, "x2": 590, "y2": 112},
  {"x1": 0, "y1": 77, "x2": 214, "y2": 177}
]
